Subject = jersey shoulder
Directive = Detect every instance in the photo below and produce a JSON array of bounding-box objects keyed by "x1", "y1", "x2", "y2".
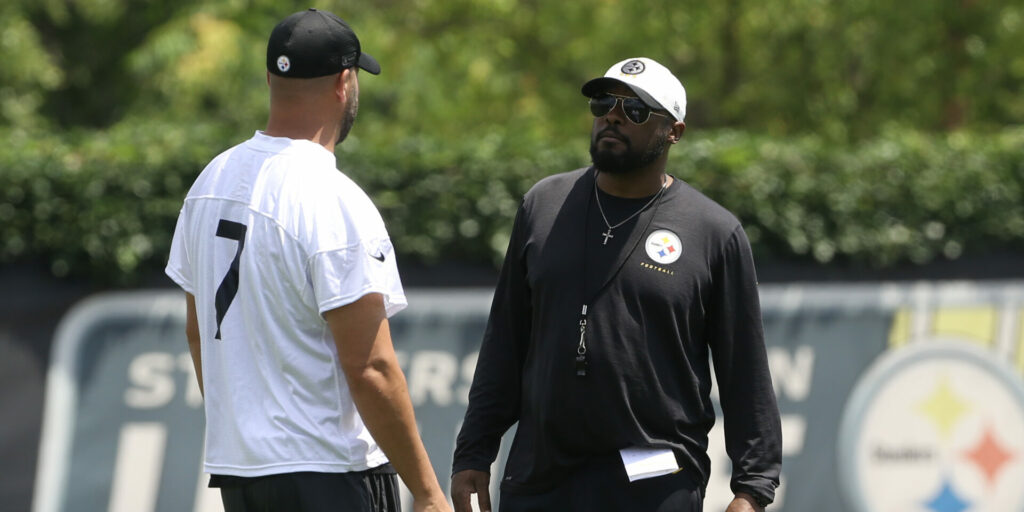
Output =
[
  {"x1": 185, "y1": 142, "x2": 247, "y2": 198},
  {"x1": 671, "y1": 178, "x2": 744, "y2": 234},
  {"x1": 522, "y1": 167, "x2": 590, "y2": 210},
  {"x1": 288, "y1": 165, "x2": 388, "y2": 253}
]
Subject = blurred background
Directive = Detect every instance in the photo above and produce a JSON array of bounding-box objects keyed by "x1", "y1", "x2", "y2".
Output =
[{"x1": 2, "y1": 0, "x2": 1023, "y2": 511}]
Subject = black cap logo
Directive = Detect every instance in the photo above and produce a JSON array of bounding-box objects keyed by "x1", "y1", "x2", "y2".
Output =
[
  {"x1": 621, "y1": 60, "x2": 645, "y2": 75},
  {"x1": 266, "y1": 9, "x2": 381, "y2": 77}
]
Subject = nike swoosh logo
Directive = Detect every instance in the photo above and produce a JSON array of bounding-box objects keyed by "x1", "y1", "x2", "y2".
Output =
[{"x1": 371, "y1": 251, "x2": 385, "y2": 262}]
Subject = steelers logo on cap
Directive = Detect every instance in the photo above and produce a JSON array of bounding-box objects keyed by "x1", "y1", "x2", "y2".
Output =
[
  {"x1": 621, "y1": 59, "x2": 645, "y2": 75},
  {"x1": 645, "y1": 229, "x2": 682, "y2": 264},
  {"x1": 277, "y1": 55, "x2": 291, "y2": 73}
]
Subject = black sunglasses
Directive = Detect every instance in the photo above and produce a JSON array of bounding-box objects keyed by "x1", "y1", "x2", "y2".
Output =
[{"x1": 589, "y1": 93, "x2": 670, "y2": 125}]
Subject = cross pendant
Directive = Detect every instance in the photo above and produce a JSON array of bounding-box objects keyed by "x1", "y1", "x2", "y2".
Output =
[{"x1": 601, "y1": 229, "x2": 614, "y2": 245}]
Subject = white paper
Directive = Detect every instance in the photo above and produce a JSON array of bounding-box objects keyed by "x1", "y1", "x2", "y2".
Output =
[{"x1": 619, "y1": 446, "x2": 680, "y2": 482}]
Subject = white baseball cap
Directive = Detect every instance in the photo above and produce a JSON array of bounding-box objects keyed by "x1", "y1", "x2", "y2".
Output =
[{"x1": 581, "y1": 57, "x2": 687, "y2": 122}]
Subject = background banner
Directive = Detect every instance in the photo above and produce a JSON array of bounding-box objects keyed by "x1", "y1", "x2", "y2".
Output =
[{"x1": 30, "y1": 283, "x2": 1024, "y2": 511}]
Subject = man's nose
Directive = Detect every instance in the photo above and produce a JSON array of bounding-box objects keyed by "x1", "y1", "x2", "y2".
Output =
[{"x1": 604, "y1": 101, "x2": 626, "y2": 125}]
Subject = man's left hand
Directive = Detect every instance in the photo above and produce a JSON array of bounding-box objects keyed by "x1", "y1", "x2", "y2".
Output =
[{"x1": 725, "y1": 493, "x2": 764, "y2": 512}]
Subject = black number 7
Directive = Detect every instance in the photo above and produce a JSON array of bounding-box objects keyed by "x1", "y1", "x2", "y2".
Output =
[{"x1": 215, "y1": 220, "x2": 247, "y2": 340}]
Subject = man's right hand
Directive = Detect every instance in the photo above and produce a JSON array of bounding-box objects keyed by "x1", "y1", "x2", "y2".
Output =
[
  {"x1": 413, "y1": 495, "x2": 453, "y2": 512},
  {"x1": 451, "y1": 469, "x2": 492, "y2": 512}
]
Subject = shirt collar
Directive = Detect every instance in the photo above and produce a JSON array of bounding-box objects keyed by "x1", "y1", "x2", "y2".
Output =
[{"x1": 249, "y1": 131, "x2": 337, "y2": 167}]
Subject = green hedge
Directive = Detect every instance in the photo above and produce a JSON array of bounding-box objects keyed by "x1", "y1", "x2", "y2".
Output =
[
  {"x1": 2, "y1": 123, "x2": 1022, "y2": 285},
  {"x1": 675, "y1": 127, "x2": 1024, "y2": 267}
]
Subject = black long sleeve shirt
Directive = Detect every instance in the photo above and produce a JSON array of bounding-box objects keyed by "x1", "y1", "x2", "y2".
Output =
[{"x1": 453, "y1": 168, "x2": 781, "y2": 505}]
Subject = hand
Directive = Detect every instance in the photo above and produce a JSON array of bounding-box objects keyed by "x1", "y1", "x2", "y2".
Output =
[
  {"x1": 725, "y1": 493, "x2": 764, "y2": 512},
  {"x1": 451, "y1": 469, "x2": 492, "y2": 512},
  {"x1": 413, "y1": 495, "x2": 453, "y2": 512}
]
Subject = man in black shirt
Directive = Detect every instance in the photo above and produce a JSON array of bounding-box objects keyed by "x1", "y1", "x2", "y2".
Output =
[{"x1": 450, "y1": 57, "x2": 782, "y2": 512}]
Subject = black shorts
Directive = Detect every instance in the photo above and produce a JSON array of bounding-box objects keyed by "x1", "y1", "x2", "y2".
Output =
[
  {"x1": 211, "y1": 464, "x2": 400, "y2": 512},
  {"x1": 499, "y1": 455, "x2": 703, "y2": 512}
]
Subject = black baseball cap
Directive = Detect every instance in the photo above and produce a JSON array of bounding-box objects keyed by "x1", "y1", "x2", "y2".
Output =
[{"x1": 266, "y1": 8, "x2": 381, "y2": 78}]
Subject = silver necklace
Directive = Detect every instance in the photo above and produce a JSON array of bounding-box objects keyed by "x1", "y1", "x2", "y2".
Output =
[{"x1": 593, "y1": 173, "x2": 667, "y2": 245}]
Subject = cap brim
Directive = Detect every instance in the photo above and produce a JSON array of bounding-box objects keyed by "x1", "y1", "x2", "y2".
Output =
[
  {"x1": 581, "y1": 77, "x2": 660, "y2": 111},
  {"x1": 358, "y1": 53, "x2": 381, "y2": 75}
]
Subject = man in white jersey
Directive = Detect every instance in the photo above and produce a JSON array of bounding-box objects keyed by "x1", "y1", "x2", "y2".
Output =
[{"x1": 165, "y1": 9, "x2": 450, "y2": 512}]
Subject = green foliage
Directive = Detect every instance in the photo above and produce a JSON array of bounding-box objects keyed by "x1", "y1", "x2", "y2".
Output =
[
  {"x1": 0, "y1": 4, "x2": 64, "y2": 129},
  {"x1": 3, "y1": 124, "x2": 1022, "y2": 284},
  {"x1": 673, "y1": 128, "x2": 1024, "y2": 267},
  {"x1": 0, "y1": 121, "x2": 230, "y2": 283},
  {"x1": 1, "y1": 0, "x2": 1023, "y2": 284},
  {"x1": 6, "y1": 0, "x2": 1024, "y2": 139}
]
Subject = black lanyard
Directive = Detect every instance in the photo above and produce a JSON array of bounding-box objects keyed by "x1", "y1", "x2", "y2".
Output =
[{"x1": 576, "y1": 168, "x2": 665, "y2": 377}]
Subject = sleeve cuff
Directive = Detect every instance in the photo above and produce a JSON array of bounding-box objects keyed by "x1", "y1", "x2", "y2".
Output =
[
  {"x1": 164, "y1": 266, "x2": 194, "y2": 295},
  {"x1": 732, "y1": 482, "x2": 775, "y2": 507},
  {"x1": 451, "y1": 459, "x2": 493, "y2": 477}
]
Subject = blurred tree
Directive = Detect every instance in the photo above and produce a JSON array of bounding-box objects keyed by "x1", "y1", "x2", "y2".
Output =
[
  {"x1": 21, "y1": 0, "x2": 206, "y2": 128},
  {"x1": 5, "y1": 0, "x2": 1022, "y2": 138},
  {"x1": 1, "y1": 0, "x2": 1022, "y2": 283},
  {"x1": 0, "y1": 1, "x2": 64, "y2": 129}
]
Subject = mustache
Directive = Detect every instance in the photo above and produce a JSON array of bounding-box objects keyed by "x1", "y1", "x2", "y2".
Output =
[{"x1": 597, "y1": 127, "x2": 625, "y2": 141}]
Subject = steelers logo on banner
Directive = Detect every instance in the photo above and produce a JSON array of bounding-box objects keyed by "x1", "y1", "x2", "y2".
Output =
[
  {"x1": 837, "y1": 343, "x2": 1024, "y2": 512},
  {"x1": 645, "y1": 229, "x2": 682, "y2": 264}
]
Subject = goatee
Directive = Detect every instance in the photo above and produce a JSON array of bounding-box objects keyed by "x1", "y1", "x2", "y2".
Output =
[{"x1": 590, "y1": 130, "x2": 669, "y2": 175}]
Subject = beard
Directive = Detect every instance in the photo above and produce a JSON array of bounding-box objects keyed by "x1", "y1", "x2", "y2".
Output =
[
  {"x1": 589, "y1": 126, "x2": 670, "y2": 175},
  {"x1": 336, "y1": 92, "x2": 359, "y2": 144}
]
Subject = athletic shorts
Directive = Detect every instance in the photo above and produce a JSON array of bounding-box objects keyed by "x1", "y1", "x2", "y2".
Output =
[
  {"x1": 211, "y1": 464, "x2": 400, "y2": 512},
  {"x1": 499, "y1": 455, "x2": 703, "y2": 512}
]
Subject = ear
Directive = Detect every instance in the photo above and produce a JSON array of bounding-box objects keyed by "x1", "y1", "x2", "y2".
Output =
[
  {"x1": 668, "y1": 121, "x2": 686, "y2": 144},
  {"x1": 335, "y1": 69, "x2": 350, "y2": 102}
]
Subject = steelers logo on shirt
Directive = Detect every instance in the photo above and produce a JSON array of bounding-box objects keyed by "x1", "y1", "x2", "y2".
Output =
[{"x1": 645, "y1": 229, "x2": 682, "y2": 264}]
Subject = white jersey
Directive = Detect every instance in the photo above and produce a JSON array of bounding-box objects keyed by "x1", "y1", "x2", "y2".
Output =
[{"x1": 165, "y1": 131, "x2": 406, "y2": 477}]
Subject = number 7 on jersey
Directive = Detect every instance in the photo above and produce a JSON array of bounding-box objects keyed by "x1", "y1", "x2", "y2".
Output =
[{"x1": 215, "y1": 220, "x2": 246, "y2": 340}]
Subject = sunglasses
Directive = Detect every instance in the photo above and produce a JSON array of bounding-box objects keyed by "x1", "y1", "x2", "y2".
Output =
[{"x1": 589, "y1": 93, "x2": 670, "y2": 125}]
